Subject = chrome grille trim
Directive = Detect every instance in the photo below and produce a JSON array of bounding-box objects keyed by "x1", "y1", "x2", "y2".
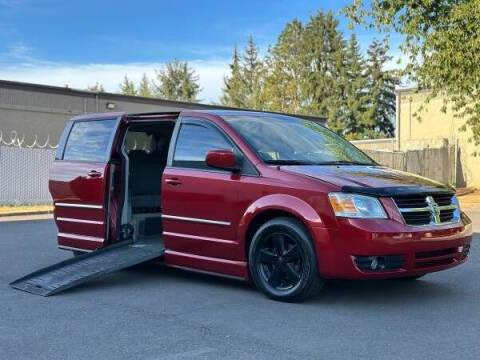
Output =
[
  {"x1": 393, "y1": 194, "x2": 460, "y2": 227},
  {"x1": 398, "y1": 204, "x2": 457, "y2": 213}
]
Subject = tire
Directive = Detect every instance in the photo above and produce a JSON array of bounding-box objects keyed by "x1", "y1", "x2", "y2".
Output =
[
  {"x1": 72, "y1": 251, "x2": 85, "y2": 257},
  {"x1": 248, "y1": 217, "x2": 324, "y2": 302}
]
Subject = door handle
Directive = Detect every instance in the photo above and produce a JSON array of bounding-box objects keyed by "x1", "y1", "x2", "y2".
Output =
[
  {"x1": 87, "y1": 170, "x2": 101, "y2": 178},
  {"x1": 165, "y1": 178, "x2": 182, "y2": 186}
]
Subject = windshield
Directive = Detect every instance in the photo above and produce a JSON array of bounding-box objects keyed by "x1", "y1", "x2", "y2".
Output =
[{"x1": 222, "y1": 115, "x2": 376, "y2": 165}]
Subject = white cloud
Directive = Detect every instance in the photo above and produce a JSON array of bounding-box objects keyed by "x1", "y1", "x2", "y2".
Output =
[{"x1": 0, "y1": 59, "x2": 230, "y2": 104}]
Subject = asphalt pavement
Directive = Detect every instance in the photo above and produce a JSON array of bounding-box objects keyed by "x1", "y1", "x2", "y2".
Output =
[{"x1": 0, "y1": 218, "x2": 478, "y2": 360}]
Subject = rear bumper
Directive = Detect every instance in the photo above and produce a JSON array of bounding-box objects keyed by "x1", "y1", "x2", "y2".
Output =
[{"x1": 312, "y1": 212, "x2": 473, "y2": 279}]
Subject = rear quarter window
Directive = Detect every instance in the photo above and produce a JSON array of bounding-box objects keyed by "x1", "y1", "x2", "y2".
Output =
[{"x1": 62, "y1": 119, "x2": 117, "y2": 162}]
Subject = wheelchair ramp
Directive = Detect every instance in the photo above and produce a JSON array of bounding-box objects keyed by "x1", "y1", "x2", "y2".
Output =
[{"x1": 10, "y1": 239, "x2": 164, "y2": 296}]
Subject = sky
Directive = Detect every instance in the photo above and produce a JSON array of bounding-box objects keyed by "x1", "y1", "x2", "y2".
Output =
[{"x1": 0, "y1": 0, "x2": 404, "y2": 103}]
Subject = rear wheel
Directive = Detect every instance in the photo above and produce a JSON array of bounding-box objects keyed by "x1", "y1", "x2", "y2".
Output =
[{"x1": 248, "y1": 217, "x2": 324, "y2": 302}]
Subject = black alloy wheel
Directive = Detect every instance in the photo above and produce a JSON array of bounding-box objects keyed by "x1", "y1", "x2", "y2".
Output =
[
  {"x1": 249, "y1": 217, "x2": 324, "y2": 302},
  {"x1": 258, "y1": 232, "x2": 303, "y2": 291}
]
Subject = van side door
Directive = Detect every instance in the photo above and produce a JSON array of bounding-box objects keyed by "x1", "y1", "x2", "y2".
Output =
[
  {"x1": 49, "y1": 117, "x2": 120, "y2": 252},
  {"x1": 161, "y1": 117, "x2": 256, "y2": 278}
]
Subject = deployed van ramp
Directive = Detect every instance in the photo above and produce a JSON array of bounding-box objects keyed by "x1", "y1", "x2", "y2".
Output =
[{"x1": 10, "y1": 239, "x2": 164, "y2": 296}]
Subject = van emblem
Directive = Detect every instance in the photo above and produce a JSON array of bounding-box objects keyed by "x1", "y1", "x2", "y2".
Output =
[{"x1": 426, "y1": 196, "x2": 441, "y2": 224}]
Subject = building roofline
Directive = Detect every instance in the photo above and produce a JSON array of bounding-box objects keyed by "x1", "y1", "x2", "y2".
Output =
[
  {"x1": 395, "y1": 87, "x2": 433, "y2": 95},
  {"x1": 0, "y1": 79, "x2": 326, "y2": 123}
]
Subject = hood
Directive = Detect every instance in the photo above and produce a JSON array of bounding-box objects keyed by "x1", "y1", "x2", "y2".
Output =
[{"x1": 282, "y1": 165, "x2": 454, "y2": 197}]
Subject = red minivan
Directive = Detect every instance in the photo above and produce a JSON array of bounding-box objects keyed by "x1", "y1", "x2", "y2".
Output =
[{"x1": 49, "y1": 110, "x2": 472, "y2": 301}]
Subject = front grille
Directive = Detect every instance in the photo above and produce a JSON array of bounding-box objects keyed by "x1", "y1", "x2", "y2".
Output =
[
  {"x1": 393, "y1": 193, "x2": 459, "y2": 226},
  {"x1": 415, "y1": 258, "x2": 455, "y2": 268},
  {"x1": 416, "y1": 248, "x2": 456, "y2": 259},
  {"x1": 414, "y1": 247, "x2": 458, "y2": 268},
  {"x1": 440, "y1": 208, "x2": 455, "y2": 222},
  {"x1": 432, "y1": 194, "x2": 454, "y2": 206},
  {"x1": 401, "y1": 211, "x2": 432, "y2": 225}
]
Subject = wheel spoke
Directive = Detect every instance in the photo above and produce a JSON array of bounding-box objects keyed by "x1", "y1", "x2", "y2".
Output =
[
  {"x1": 283, "y1": 245, "x2": 300, "y2": 262},
  {"x1": 282, "y1": 263, "x2": 301, "y2": 284},
  {"x1": 272, "y1": 234, "x2": 286, "y2": 255},
  {"x1": 268, "y1": 266, "x2": 283, "y2": 287},
  {"x1": 259, "y1": 249, "x2": 276, "y2": 264}
]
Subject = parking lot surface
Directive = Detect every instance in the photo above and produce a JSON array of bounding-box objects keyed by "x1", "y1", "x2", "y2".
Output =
[{"x1": 1, "y1": 219, "x2": 478, "y2": 360}]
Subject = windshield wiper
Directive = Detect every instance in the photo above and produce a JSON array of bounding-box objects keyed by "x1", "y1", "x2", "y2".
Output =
[
  {"x1": 264, "y1": 159, "x2": 317, "y2": 165},
  {"x1": 264, "y1": 159, "x2": 374, "y2": 166},
  {"x1": 315, "y1": 160, "x2": 373, "y2": 165}
]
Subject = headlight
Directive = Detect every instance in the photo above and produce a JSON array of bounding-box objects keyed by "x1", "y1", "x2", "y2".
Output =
[{"x1": 328, "y1": 192, "x2": 387, "y2": 219}]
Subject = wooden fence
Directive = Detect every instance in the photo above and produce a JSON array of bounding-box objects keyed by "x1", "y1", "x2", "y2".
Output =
[{"x1": 363, "y1": 146, "x2": 456, "y2": 185}]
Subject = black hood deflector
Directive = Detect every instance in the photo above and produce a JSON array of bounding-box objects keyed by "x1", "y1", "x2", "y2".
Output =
[{"x1": 341, "y1": 185, "x2": 455, "y2": 198}]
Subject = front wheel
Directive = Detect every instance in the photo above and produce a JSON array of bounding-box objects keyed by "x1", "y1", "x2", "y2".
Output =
[{"x1": 248, "y1": 217, "x2": 324, "y2": 302}]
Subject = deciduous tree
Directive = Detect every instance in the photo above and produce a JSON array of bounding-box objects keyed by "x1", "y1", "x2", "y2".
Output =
[{"x1": 343, "y1": 0, "x2": 480, "y2": 144}]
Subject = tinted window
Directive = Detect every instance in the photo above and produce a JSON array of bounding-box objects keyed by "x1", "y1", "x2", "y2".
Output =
[
  {"x1": 63, "y1": 119, "x2": 117, "y2": 162},
  {"x1": 173, "y1": 123, "x2": 232, "y2": 169}
]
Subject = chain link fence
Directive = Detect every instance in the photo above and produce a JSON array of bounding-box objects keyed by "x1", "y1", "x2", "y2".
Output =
[{"x1": 0, "y1": 146, "x2": 56, "y2": 205}]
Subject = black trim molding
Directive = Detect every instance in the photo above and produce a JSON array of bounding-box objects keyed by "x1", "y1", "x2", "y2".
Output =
[{"x1": 341, "y1": 185, "x2": 455, "y2": 197}]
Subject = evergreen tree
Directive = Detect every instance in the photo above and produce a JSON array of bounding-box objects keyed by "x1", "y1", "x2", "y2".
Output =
[
  {"x1": 241, "y1": 36, "x2": 264, "y2": 109},
  {"x1": 263, "y1": 20, "x2": 305, "y2": 114},
  {"x1": 137, "y1": 74, "x2": 152, "y2": 97},
  {"x1": 302, "y1": 11, "x2": 347, "y2": 133},
  {"x1": 220, "y1": 45, "x2": 245, "y2": 107},
  {"x1": 341, "y1": 33, "x2": 369, "y2": 139},
  {"x1": 87, "y1": 82, "x2": 104, "y2": 92},
  {"x1": 154, "y1": 60, "x2": 201, "y2": 102},
  {"x1": 363, "y1": 39, "x2": 399, "y2": 138},
  {"x1": 119, "y1": 76, "x2": 137, "y2": 96}
]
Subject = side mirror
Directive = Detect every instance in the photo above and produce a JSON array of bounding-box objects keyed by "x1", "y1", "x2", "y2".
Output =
[{"x1": 205, "y1": 149, "x2": 241, "y2": 172}]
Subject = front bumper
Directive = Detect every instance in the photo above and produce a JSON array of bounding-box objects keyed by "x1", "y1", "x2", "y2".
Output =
[{"x1": 312, "y1": 212, "x2": 473, "y2": 279}]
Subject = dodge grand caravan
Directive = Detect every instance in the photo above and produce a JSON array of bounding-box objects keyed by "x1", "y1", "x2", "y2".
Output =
[{"x1": 47, "y1": 110, "x2": 472, "y2": 301}]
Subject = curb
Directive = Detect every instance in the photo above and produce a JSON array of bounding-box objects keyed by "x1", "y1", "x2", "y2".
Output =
[{"x1": 0, "y1": 210, "x2": 53, "y2": 218}]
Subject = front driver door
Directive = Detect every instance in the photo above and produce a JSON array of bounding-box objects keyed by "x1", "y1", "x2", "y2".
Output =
[
  {"x1": 162, "y1": 118, "x2": 252, "y2": 277},
  {"x1": 49, "y1": 117, "x2": 120, "y2": 252}
]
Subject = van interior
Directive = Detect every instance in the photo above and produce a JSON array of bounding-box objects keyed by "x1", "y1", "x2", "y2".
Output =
[{"x1": 118, "y1": 120, "x2": 175, "y2": 245}]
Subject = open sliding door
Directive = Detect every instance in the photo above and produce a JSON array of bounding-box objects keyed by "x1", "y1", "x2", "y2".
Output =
[{"x1": 49, "y1": 116, "x2": 121, "y2": 252}]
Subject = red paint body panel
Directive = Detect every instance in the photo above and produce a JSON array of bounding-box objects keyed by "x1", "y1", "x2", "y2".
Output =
[
  {"x1": 205, "y1": 149, "x2": 237, "y2": 170},
  {"x1": 49, "y1": 161, "x2": 110, "y2": 250},
  {"x1": 313, "y1": 217, "x2": 472, "y2": 279},
  {"x1": 49, "y1": 111, "x2": 473, "y2": 281}
]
